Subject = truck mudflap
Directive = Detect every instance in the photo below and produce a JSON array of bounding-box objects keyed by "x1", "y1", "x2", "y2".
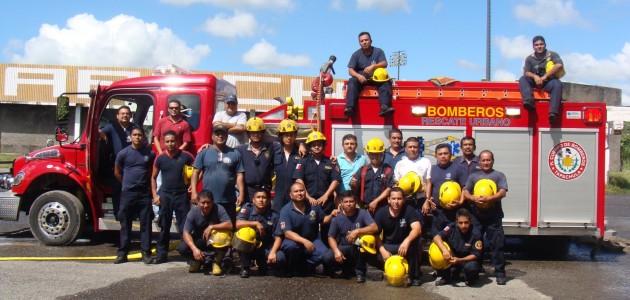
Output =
[{"x1": 0, "y1": 190, "x2": 20, "y2": 221}]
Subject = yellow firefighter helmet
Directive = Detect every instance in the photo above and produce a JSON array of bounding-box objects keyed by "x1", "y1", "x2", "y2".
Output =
[
  {"x1": 278, "y1": 119, "x2": 298, "y2": 133},
  {"x1": 398, "y1": 171, "x2": 422, "y2": 195},
  {"x1": 439, "y1": 181, "x2": 461, "y2": 209},
  {"x1": 305, "y1": 131, "x2": 326, "y2": 145},
  {"x1": 356, "y1": 234, "x2": 377, "y2": 254},
  {"x1": 182, "y1": 165, "x2": 194, "y2": 185},
  {"x1": 473, "y1": 179, "x2": 497, "y2": 209},
  {"x1": 232, "y1": 227, "x2": 261, "y2": 253},
  {"x1": 372, "y1": 68, "x2": 390, "y2": 82},
  {"x1": 207, "y1": 230, "x2": 233, "y2": 248},
  {"x1": 245, "y1": 117, "x2": 266, "y2": 132},
  {"x1": 364, "y1": 138, "x2": 385, "y2": 153},
  {"x1": 384, "y1": 255, "x2": 409, "y2": 287},
  {"x1": 428, "y1": 241, "x2": 452, "y2": 270}
]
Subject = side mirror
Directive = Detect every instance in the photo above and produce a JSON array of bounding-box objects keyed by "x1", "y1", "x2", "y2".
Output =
[
  {"x1": 55, "y1": 127, "x2": 69, "y2": 142},
  {"x1": 56, "y1": 96, "x2": 70, "y2": 126}
]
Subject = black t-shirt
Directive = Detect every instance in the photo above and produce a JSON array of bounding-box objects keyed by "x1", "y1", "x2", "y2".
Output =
[
  {"x1": 115, "y1": 145, "x2": 155, "y2": 192},
  {"x1": 154, "y1": 150, "x2": 194, "y2": 193},
  {"x1": 373, "y1": 204, "x2": 422, "y2": 245}
]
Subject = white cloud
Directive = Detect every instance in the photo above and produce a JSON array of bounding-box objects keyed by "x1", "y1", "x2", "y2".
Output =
[
  {"x1": 492, "y1": 69, "x2": 518, "y2": 82},
  {"x1": 432, "y1": 1, "x2": 444, "y2": 14},
  {"x1": 201, "y1": 11, "x2": 258, "y2": 38},
  {"x1": 8, "y1": 14, "x2": 210, "y2": 69},
  {"x1": 242, "y1": 39, "x2": 312, "y2": 70},
  {"x1": 160, "y1": 0, "x2": 293, "y2": 9},
  {"x1": 356, "y1": 0, "x2": 411, "y2": 13},
  {"x1": 514, "y1": 0, "x2": 590, "y2": 27},
  {"x1": 330, "y1": 0, "x2": 343, "y2": 10},
  {"x1": 495, "y1": 35, "x2": 532, "y2": 60},
  {"x1": 456, "y1": 59, "x2": 481, "y2": 72}
]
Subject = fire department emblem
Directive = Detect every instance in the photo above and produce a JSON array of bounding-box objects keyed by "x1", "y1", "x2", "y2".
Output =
[{"x1": 548, "y1": 141, "x2": 587, "y2": 180}]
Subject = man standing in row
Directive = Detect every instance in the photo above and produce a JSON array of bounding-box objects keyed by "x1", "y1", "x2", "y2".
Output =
[
  {"x1": 213, "y1": 94, "x2": 247, "y2": 148},
  {"x1": 153, "y1": 99, "x2": 192, "y2": 155}
]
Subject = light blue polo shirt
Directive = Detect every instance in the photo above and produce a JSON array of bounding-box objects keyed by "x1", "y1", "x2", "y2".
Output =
[{"x1": 336, "y1": 152, "x2": 367, "y2": 193}]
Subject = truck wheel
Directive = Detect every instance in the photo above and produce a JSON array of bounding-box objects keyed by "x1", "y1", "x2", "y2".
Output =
[{"x1": 28, "y1": 191, "x2": 86, "y2": 246}]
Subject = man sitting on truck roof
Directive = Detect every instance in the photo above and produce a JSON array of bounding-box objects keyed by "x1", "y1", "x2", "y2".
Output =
[{"x1": 344, "y1": 31, "x2": 394, "y2": 118}]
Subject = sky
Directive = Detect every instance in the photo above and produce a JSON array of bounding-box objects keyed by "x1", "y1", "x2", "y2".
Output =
[{"x1": 2, "y1": 0, "x2": 630, "y2": 106}]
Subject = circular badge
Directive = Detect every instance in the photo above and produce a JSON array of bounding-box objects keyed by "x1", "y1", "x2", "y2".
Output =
[{"x1": 548, "y1": 141, "x2": 587, "y2": 180}]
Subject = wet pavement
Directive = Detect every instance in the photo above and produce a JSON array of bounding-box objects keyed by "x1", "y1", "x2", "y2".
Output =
[{"x1": 1, "y1": 194, "x2": 629, "y2": 299}]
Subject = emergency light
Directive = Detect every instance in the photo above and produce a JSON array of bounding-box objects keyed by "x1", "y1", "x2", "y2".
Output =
[
  {"x1": 152, "y1": 64, "x2": 189, "y2": 76},
  {"x1": 582, "y1": 107, "x2": 603, "y2": 125}
]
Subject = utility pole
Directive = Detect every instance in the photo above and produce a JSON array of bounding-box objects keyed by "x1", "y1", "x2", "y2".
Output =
[
  {"x1": 486, "y1": 0, "x2": 491, "y2": 81},
  {"x1": 389, "y1": 51, "x2": 407, "y2": 79}
]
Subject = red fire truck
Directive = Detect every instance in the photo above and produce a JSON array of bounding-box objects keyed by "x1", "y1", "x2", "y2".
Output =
[
  {"x1": 0, "y1": 68, "x2": 606, "y2": 246},
  {"x1": 0, "y1": 67, "x2": 240, "y2": 245},
  {"x1": 262, "y1": 79, "x2": 607, "y2": 239}
]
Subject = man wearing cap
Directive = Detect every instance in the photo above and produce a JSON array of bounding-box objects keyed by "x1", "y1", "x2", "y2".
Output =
[
  {"x1": 213, "y1": 94, "x2": 247, "y2": 148},
  {"x1": 322, "y1": 190, "x2": 378, "y2": 283},
  {"x1": 191, "y1": 123, "x2": 245, "y2": 223}
]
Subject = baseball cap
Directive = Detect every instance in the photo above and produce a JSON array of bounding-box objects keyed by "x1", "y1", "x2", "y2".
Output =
[
  {"x1": 213, "y1": 124, "x2": 228, "y2": 134},
  {"x1": 226, "y1": 94, "x2": 238, "y2": 103}
]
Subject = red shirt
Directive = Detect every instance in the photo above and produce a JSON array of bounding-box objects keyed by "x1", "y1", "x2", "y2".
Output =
[{"x1": 153, "y1": 116, "x2": 192, "y2": 151}]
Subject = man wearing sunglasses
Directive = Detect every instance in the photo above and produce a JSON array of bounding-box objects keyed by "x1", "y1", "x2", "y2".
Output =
[{"x1": 153, "y1": 99, "x2": 192, "y2": 154}]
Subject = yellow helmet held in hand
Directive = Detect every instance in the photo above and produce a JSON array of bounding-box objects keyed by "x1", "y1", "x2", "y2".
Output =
[
  {"x1": 207, "y1": 230, "x2": 233, "y2": 248},
  {"x1": 372, "y1": 68, "x2": 390, "y2": 82},
  {"x1": 182, "y1": 165, "x2": 194, "y2": 185},
  {"x1": 356, "y1": 234, "x2": 377, "y2": 254},
  {"x1": 305, "y1": 131, "x2": 326, "y2": 145},
  {"x1": 384, "y1": 255, "x2": 409, "y2": 287},
  {"x1": 428, "y1": 241, "x2": 452, "y2": 270},
  {"x1": 398, "y1": 171, "x2": 422, "y2": 196},
  {"x1": 365, "y1": 138, "x2": 385, "y2": 153},
  {"x1": 278, "y1": 119, "x2": 298, "y2": 133},
  {"x1": 232, "y1": 227, "x2": 261, "y2": 253},
  {"x1": 473, "y1": 179, "x2": 497, "y2": 209},
  {"x1": 246, "y1": 117, "x2": 266, "y2": 132},
  {"x1": 439, "y1": 181, "x2": 461, "y2": 209}
]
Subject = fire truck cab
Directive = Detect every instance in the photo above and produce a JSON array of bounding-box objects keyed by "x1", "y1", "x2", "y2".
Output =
[{"x1": 1, "y1": 67, "x2": 238, "y2": 245}]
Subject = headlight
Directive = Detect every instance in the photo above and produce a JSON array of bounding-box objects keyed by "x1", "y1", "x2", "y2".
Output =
[{"x1": 12, "y1": 171, "x2": 24, "y2": 186}]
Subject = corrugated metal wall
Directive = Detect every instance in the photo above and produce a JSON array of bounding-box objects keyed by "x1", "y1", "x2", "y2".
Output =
[{"x1": 0, "y1": 63, "x2": 346, "y2": 111}]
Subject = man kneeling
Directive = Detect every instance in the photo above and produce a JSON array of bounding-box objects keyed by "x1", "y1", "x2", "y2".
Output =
[{"x1": 178, "y1": 190, "x2": 233, "y2": 275}]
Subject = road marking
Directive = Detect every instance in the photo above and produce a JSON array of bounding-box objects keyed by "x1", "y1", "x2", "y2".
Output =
[{"x1": 425, "y1": 278, "x2": 551, "y2": 299}]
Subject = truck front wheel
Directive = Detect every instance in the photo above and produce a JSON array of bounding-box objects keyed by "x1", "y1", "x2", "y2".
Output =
[{"x1": 29, "y1": 191, "x2": 86, "y2": 246}]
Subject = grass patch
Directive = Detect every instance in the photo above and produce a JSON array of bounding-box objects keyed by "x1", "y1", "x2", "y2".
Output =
[
  {"x1": 607, "y1": 171, "x2": 630, "y2": 194},
  {"x1": 0, "y1": 153, "x2": 20, "y2": 163}
]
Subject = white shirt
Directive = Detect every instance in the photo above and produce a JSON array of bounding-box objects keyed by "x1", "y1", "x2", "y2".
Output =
[
  {"x1": 393, "y1": 155, "x2": 432, "y2": 193},
  {"x1": 213, "y1": 111, "x2": 247, "y2": 148}
]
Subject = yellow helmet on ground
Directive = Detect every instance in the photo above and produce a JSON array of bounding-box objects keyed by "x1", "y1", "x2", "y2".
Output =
[
  {"x1": 207, "y1": 230, "x2": 233, "y2": 248},
  {"x1": 246, "y1": 117, "x2": 266, "y2": 132},
  {"x1": 429, "y1": 242, "x2": 452, "y2": 270},
  {"x1": 398, "y1": 171, "x2": 422, "y2": 195},
  {"x1": 305, "y1": 131, "x2": 326, "y2": 144},
  {"x1": 384, "y1": 255, "x2": 409, "y2": 287},
  {"x1": 439, "y1": 181, "x2": 461, "y2": 209},
  {"x1": 232, "y1": 227, "x2": 261, "y2": 253},
  {"x1": 356, "y1": 234, "x2": 377, "y2": 254},
  {"x1": 473, "y1": 179, "x2": 497, "y2": 209},
  {"x1": 372, "y1": 68, "x2": 390, "y2": 82},
  {"x1": 278, "y1": 119, "x2": 298, "y2": 133},
  {"x1": 182, "y1": 165, "x2": 194, "y2": 185},
  {"x1": 365, "y1": 138, "x2": 385, "y2": 153}
]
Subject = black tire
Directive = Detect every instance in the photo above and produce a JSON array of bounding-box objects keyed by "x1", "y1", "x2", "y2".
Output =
[{"x1": 28, "y1": 190, "x2": 86, "y2": 246}]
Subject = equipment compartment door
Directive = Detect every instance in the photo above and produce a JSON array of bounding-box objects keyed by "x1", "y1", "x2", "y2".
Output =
[
  {"x1": 538, "y1": 130, "x2": 598, "y2": 227},
  {"x1": 475, "y1": 128, "x2": 532, "y2": 226}
]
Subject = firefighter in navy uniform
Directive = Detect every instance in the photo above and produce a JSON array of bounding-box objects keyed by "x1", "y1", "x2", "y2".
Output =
[
  {"x1": 236, "y1": 117, "x2": 275, "y2": 202},
  {"x1": 235, "y1": 187, "x2": 281, "y2": 278},
  {"x1": 292, "y1": 131, "x2": 340, "y2": 244},
  {"x1": 433, "y1": 208, "x2": 483, "y2": 286},
  {"x1": 350, "y1": 137, "x2": 394, "y2": 214},
  {"x1": 462, "y1": 150, "x2": 508, "y2": 285},
  {"x1": 272, "y1": 119, "x2": 303, "y2": 211}
]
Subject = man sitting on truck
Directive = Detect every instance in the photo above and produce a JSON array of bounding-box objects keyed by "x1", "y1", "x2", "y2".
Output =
[
  {"x1": 344, "y1": 31, "x2": 394, "y2": 118},
  {"x1": 518, "y1": 35, "x2": 565, "y2": 125}
]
